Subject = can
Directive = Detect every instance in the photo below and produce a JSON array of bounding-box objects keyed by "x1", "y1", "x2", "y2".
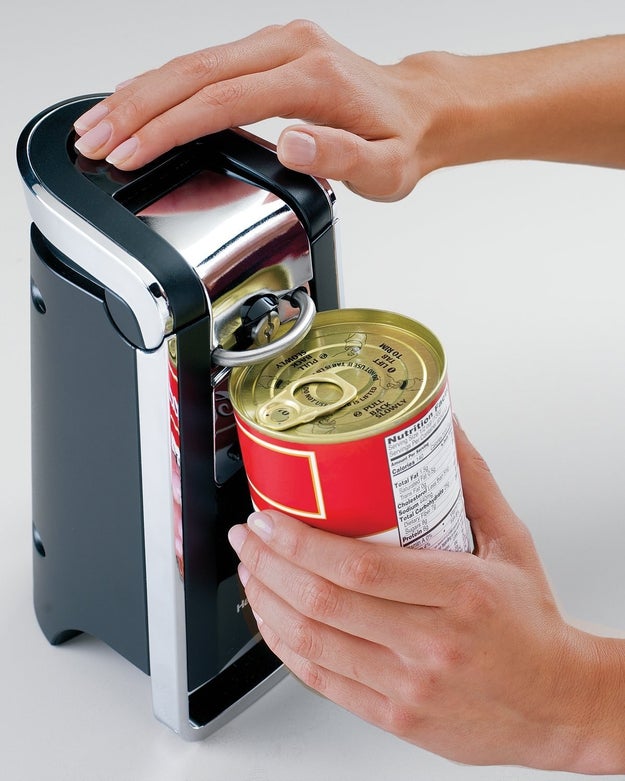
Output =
[{"x1": 229, "y1": 308, "x2": 473, "y2": 551}]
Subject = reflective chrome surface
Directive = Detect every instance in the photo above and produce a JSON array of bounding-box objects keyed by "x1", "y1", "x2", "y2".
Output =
[
  {"x1": 138, "y1": 170, "x2": 313, "y2": 351},
  {"x1": 136, "y1": 339, "x2": 189, "y2": 735},
  {"x1": 137, "y1": 337, "x2": 289, "y2": 740},
  {"x1": 22, "y1": 184, "x2": 174, "y2": 350}
]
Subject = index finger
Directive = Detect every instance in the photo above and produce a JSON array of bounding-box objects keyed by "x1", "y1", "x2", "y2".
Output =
[
  {"x1": 75, "y1": 23, "x2": 295, "y2": 123},
  {"x1": 72, "y1": 22, "x2": 319, "y2": 165},
  {"x1": 247, "y1": 510, "x2": 480, "y2": 607}
]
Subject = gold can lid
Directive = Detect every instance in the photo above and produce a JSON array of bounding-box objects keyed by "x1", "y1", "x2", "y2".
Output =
[{"x1": 229, "y1": 308, "x2": 446, "y2": 443}]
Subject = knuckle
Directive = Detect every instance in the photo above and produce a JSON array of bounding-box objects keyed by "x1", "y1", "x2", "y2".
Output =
[
  {"x1": 514, "y1": 521, "x2": 537, "y2": 551},
  {"x1": 145, "y1": 112, "x2": 184, "y2": 148},
  {"x1": 289, "y1": 616, "x2": 322, "y2": 660},
  {"x1": 383, "y1": 700, "x2": 417, "y2": 739},
  {"x1": 197, "y1": 80, "x2": 245, "y2": 113},
  {"x1": 116, "y1": 94, "x2": 147, "y2": 126},
  {"x1": 166, "y1": 49, "x2": 222, "y2": 82},
  {"x1": 452, "y1": 569, "x2": 497, "y2": 619},
  {"x1": 339, "y1": 546, "x2": 385, "y2": 590},
  {"x1": 338, "y1": 133, "x2": 364, "y2": 175},
  {"x1": 295, "y1": 658, "x2": 329, "y2": 694},
  {"x1": 381, "y1": 141, "x2": 412, "y2": 197},
  {"x1": 394, "y1": 637, "x2": 468, "y2": 711},
  {"x1": 302, "y1": 47, "x2": 348, "y2": 91},
  {"x1": 342, "y1": 138, "x2": 413, "y2": 200},
  {"x1": 300, "y1": 578, "x2": 340, "y2": 621},
  {"x1": 285, "y1": 19, "x2": 329, "y2": 49},
  {"x1": 402, "y1": 675, "x2": 434, "y2": 709},
  {"x1": 321, "y1": 49, "x2": 350, "y2": 83},
  {"x1": 426, "y1": 637, "x2": 466, "y2": 680},
  {"x1": 398, "y1": 656, "x2": 440, "y2": 706}
]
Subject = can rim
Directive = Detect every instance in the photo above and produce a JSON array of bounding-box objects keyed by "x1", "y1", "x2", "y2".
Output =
[{"x1": 229, "y1": 307, "x2": 447, "y2": 444}]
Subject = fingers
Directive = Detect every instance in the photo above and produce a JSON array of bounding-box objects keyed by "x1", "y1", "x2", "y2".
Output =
[
  {"x1": 255, "y1": 617, "x2": 407, "y2": 739},
  {"x1": 230, "y1": 515, "x2": 464, "y2": 736},
  {"x1": 230, "y1": 523, "x2": 439, "y2": 652},
  {"x1": 71, "y1": 20, "x2": 420, "y2": 199},
  {"x1": 240, "y1": 566, "x2": 403, "y2": 694},
  {"x1": 73, "y1": 23, "x2": 298, "y2": 147},
  {"x1": 229, "y1": 514, "x2": 477, "y2": 612},
  {"x1": 453, "y1": 418, "x2": 512, "y2": 524},
  {"x1": 106, "y1": 70, "x2": 311, "y2": 168},
  {"x1": 74, "y1": 68, "x2": 308, "y2": 168},
  {"x1": 240, "y1": 558, "x2": 453, "y2": 715},
  {"x1": 453, "y1": 418, "x2": 537, "y2": 561},
  {"x1": 72, "y1": 21, "x2": 334, "y2": 166},
  {"x1": 277, "y1": 125, "x2": 414, "y2": 201},
  {"x1": 235, "y1": 530, "x2": 471, "y2": 734}
]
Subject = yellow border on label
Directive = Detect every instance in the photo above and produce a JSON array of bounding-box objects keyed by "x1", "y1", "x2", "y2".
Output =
[{"x1": 239, "y1": 425, "x2": 327, "y2": 520}]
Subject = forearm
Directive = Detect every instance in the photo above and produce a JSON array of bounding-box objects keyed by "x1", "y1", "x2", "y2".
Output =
[{"x1": 405, "y1": 35, "x2": 625, "y2": 177}]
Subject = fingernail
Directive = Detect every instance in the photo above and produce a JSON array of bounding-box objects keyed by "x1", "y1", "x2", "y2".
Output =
[
  {"x1": 452, "y1": 412, "x2": 463, "y2": 431},
  {"x1": 238, "y1": 563, "x2": 251, "y2": 587},
  {"x1": 247, "y1": 511, "x2": 273, "y2": 542},
  {"x1": 74, "y1": 121, "x2": 113, "y2": 155},
  {"x1": 106, "y1": 137, "x2": 139, "y2": 166},
  {"x1": 74, "y1": 103, "x2": 109, "y2": 134},
  {"x1": 279, "y1": 130, "x2": 317, "y2": 166},
  {"x1": 228, "y1": 524, "x2": 249, "y2": 555},
  {"x1": 252, "y1": 610, "x2": 263, "y2": 627}
]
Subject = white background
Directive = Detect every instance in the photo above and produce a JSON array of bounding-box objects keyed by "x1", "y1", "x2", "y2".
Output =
[{"x1": 3, "y1": 1, "x2": 625, "y2": 778}]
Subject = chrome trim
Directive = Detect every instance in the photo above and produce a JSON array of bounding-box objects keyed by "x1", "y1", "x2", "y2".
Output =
[
  {"x1": 136, "y1": 170, "x2": 313, "y2": 351},
  {"x1": 23, "y1": 184, "x2": 173, "y2": 349},
  {"x1": 313, "y1": 176, "x2": 338, "y2": 227},
  {"x1": 137, "y1": 341, "x2": 189, "y2": 735},
  {"x1": 211, "y1": 288, "x2": 316, "y2": 367},
  {"x1": 186, "y1": 664, "x2": 289, "y2": 739},
  {"x1": 137, "y1": 339, "x2": 289, "y2": 740},
  {"x1": 329, "y1": 211, "x2": 345, "y2": 308}
]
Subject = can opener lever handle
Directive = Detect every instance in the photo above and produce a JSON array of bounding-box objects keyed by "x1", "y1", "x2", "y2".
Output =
[
  {"x1": 212, "y1": 288, "x2": 316, "y2": 367},
  {"x1": 256, "y1": 372, "x2": 358, "y2": 431}
]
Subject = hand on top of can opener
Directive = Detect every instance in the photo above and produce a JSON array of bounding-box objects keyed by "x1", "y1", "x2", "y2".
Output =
[
  {"x1": 74, "y1": 22, "x2": 625, "y2": 201},
  {"x1": 227, "y1": 419, "x2": 625, "y2": 774},
  {"x1": 73, "y1": 20, "x2": 440, "y2": 201}
]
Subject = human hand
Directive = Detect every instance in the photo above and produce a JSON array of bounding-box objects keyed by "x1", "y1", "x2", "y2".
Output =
[
  {"x1": 73, "y1": 25, "x2": 625, "y2": 201},
  {"x1": 228, "y1": 419, "x2": 625, "y2": 773},
  {"x1": 72, "y1": 20, "x2": 458, "y2": 201}
]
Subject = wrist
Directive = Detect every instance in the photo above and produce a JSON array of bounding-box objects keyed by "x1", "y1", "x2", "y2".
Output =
[
  {"x1": 387, "y1": 50, "x2": 472, "y2": 180},
  {"x1": 391, "y1": 48, "x2": 549, "y2": 175},
  {"x1": 395, "y1": 36, "x2": 625, "y2": 179},
  {"x1": 565, "y1": 632, "x2": 625, "y2": 775}
]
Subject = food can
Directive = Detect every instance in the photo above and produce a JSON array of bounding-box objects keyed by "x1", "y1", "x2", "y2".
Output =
[{"x1": 229, "y1": 308, "x2": 473, "y2": 551}]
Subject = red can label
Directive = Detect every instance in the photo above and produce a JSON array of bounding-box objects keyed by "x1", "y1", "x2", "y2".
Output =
[
  {"x1": 230, "y1": 309, "x2": 473, "y2": 552},
  {"x1": 235, "y1": 381, "x2": 472, "y2": 551}
]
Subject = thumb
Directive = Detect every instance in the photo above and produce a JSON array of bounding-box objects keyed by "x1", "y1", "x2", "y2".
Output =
[
  {"x1": 276, "y1": 124, "x2": 416, "y2": 201},
  {"x1": 453, "y1": 417, "x2": 535, "y2": 562}
]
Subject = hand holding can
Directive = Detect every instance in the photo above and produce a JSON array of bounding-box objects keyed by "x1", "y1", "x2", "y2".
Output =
[{"x1": 230, "y1": 308, "x2": 473, "y2": 552}]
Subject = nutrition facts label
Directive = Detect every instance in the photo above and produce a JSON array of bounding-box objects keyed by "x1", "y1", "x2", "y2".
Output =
[{"x1": 384, "y1": 384, "x2": 473, "y2": 552}]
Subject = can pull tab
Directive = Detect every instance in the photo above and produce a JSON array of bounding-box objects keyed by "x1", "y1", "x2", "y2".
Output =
[{"x1": 256, "y1": 373, "x2": 358, "y2": 431}]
